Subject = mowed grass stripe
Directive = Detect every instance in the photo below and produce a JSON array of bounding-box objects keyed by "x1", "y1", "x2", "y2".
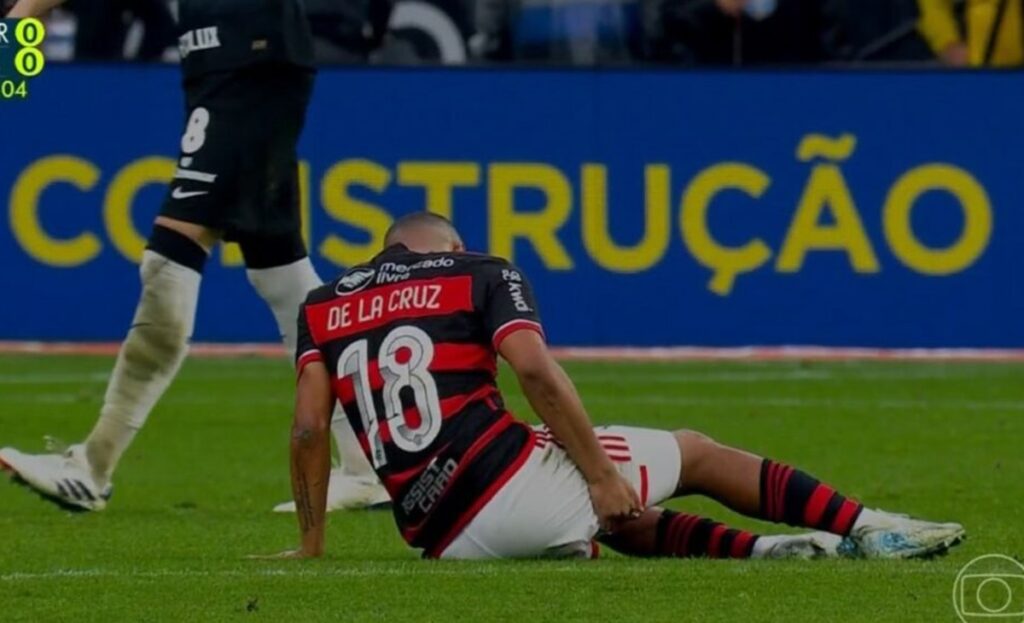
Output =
[
  {"x1": 2, "y1": 561, "x2": 959, "y2": 582},
  {"x1": 6, "y1": 393, "x2": 1024, "y2": 412},
  {"x1": 3, "y1": 360, "x2": 1024, "y2": 385}
]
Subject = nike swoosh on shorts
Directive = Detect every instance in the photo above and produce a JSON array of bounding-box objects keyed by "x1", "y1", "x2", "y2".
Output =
[{"x1": 171, "y1": 187, "x2": 209, "y2": 200}]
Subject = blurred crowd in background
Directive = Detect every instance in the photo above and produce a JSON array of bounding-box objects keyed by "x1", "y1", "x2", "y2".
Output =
[{"x1": 34, "y1": 0, "x2": 1024, "y2": 67}]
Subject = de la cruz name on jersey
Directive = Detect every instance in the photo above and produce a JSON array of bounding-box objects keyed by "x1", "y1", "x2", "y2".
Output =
[{"x1": 296, "y1": 246, "x2": 545, "y2": 555}]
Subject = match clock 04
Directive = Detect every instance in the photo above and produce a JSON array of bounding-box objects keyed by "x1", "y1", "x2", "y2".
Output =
[{"x1": 0, "y1": 18, "x2": 46, "y2": 100}]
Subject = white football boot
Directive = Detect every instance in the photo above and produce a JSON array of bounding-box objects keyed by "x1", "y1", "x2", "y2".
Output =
[
  {"x1": 753, "y1": 531, "x2": 844, "y2": 560},
  {"x1": 0, "y1": 443, "x2": 111, "y2": 511},
  {"x1": 273, "y1": 467, "x2": 390, "y2": 513},
  {"x1": 839, "y1": 509, "x2": 965, "y2": 559}
]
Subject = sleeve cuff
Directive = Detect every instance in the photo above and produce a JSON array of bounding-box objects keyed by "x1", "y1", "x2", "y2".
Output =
[
  {"x1": 296, "y1": 348, "x2": 323, "y2": 377},
  {"x1": 492, "y1": 319, "x2": 545, "y2": 351}
]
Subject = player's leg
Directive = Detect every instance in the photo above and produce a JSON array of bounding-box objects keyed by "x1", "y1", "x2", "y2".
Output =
[
  {"x1": 600, "y1": 507, "x2": 841, "y2": 560},
  {"x1": 238, "y1": 231, "x2": 321, "y2": 357},
  {"x1": 438, "y1": 424, "x2": 962, "y2": 561},
  {"x1": 84, "y1": 218, "x2": 214, "y2": 487},
  {"x1": 225, "y1": 64, "x2": 386, "y2": 511},
  {"x1": 578, "y1": 426, "x2": 840, "y2": 560},
  {"x1": 437, "y1": 427, "x2": 832, "y2": 561},
  {"x1": 237, "y1": 233, "x2": 387, "y2": 511},
  {"x1": 0, "y1": 217, "x2": 216, "y2": 510},
  {"x1": 669, "y1": 429, "x2": 965, "y2": 558},
  {"x1": 0, "y1": 66, "x2": 235, "y2": 509}
]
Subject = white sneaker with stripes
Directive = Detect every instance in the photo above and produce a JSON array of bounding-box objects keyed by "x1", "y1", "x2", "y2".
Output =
[{"x1": 0, "y1": 443, "x2": 111, "y2": 511}]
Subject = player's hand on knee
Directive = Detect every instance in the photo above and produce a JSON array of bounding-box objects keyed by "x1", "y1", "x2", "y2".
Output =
[{"x1": 588, "y1": 473, "x2": 643, "y2": 533}]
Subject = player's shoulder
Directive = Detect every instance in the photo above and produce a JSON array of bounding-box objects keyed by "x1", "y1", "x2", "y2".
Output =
[
  {"x1": 451, "y1": 252, "x2": 524, "y2": 278},
  {"x1": 308, "y1": 250, "x2": 525, "y2": 304},
  {"x1": 371, "y1": 246, "x2": 518, "y2": 281},
  {"x1": 455, "y1": 251, "x2": 512, "y2": 267}
]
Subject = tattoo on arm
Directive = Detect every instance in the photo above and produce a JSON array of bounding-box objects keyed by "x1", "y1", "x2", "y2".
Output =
[{"x1": 295, "y1": 472, "x2": 317, "y2": 533}]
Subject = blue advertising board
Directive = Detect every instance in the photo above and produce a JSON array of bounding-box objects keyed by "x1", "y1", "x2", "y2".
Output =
[{"x1": 1, "y1": 65, "x2": 1021, "y2": 347}]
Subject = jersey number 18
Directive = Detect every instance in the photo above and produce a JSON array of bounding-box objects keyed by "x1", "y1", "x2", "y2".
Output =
[{"x1": 336, "y1": 325, "x2": 443, "y2": 468}]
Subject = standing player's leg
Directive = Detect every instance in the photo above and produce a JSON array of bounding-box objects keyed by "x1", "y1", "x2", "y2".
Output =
[
  {"x1": 224, "y1": 65, "x2": 386, "y2": 511},
  {"x1": 0, "y1": 67, "x2": 234, "y2": 510},
  {"x1": 237, "y1": 233, "x2": 387, "y2": 511},
  {"x1": 239, "y1": 232, "x2": 322, "y2": 357},
  {"x1": 600, "y1": 428, "x2": 965, "y2": 560},
  {"x1": 84, "y1": 219, "x2": 215, "y2": 490},
  {"x1": 0, "y1": 217, "x2": 217, "y2": 509}
]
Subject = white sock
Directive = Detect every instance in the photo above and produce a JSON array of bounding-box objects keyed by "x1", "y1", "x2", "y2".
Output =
[
  {"x1": 246, "y1": 258, "x2": 376, "y2": 480},
  {"x1": 85, "y1": 251, "x2": 201, "y2": 487},
  {"x1": 246, "y1": 257, "x2": 322, "y2": 357},
  {"x1": 331, "y1": 410, "x2": 375, "y2": 477}
]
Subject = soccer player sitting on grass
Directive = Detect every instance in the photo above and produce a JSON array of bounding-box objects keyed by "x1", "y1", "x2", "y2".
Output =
[{"x1": 263, "y1": 213, "x2": 964, "y2": 560}]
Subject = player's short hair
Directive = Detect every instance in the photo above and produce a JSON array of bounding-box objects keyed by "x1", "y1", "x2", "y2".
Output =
[{"x1": 384, "y1": 212, "x2": 462, "y2": 247}]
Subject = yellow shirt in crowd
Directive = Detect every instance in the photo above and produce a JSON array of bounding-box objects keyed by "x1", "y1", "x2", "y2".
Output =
[{"x1": 918, "y1": 0, "x2": 1024, "y2": 66}]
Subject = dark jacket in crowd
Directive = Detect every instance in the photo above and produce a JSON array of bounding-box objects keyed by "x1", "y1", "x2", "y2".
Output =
[
  {"x1": 647, "y1": 0, "x2": 845, "y2": 65},
  {"x1": 838, "y1": 0, "x2": 933, "y2": 62},
  {"x1": 305, "y1": 0, "x2": 395, "y2": 62}
]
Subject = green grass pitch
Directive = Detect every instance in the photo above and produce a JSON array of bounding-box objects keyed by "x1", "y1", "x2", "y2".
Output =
[{"x1": 0, "y1": 355, "x2": 1021, "y2": 622}]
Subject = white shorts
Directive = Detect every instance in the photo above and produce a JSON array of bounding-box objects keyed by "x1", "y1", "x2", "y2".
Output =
[{"x1": 439, "y1": 426, "x2": 681, "y2": 560}]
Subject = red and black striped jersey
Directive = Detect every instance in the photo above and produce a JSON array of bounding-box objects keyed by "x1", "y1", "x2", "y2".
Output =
[{"x1": 295, "y1": 244, "x2": 542, "y2": 555}]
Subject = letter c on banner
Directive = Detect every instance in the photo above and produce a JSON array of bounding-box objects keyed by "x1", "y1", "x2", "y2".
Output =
[
  {"x1": 681, "y1": 163, "x2": 772, "y2": 295},
  {"x1": 104, "y1": 157, "x2": 176, "y2": 263},
  {"x1": 883, "y1": 164, "x2": 992, "y2": 275},
  {"x1": 10, "y1": 156, "x2": 102, "y2": 267}
]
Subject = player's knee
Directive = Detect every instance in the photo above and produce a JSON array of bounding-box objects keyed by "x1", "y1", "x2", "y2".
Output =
[
  {"x1": 675, "y1": 429, "x2": 718, "y2": 454},
  {"x1": 153, "y1": 216, "x2": 221, "y2": 252},
  {"x1": 126, "y1": 243, "x2": 203, "y2": 372},
  {"x1": 238, "y1": 230, "x2": 309, "y2": 271},
  {"x1": 241, "y1": 231, "x2": 319, "y2": 311},
  {"x1": 145, "y1": 224, "x2": 209, "y2": 276}
]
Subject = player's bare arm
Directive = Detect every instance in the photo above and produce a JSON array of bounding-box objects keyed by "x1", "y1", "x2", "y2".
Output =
[
  {"x1": 290, "y1": 361, "x2": 334, "y2": 557},
  {"x1": 499, "y1": 330, "x2": 641, "y2": 532},
  {"x1": 5, "y1": 0, "x2": 63, "y2": 18},
  {"x1": 254, "y1": 360, "x2": 334, "y2": 559}
]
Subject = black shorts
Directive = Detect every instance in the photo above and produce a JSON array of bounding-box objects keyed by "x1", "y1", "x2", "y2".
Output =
[{"x1": 159, "y1": 63, "x2": 314, "y2": 241}]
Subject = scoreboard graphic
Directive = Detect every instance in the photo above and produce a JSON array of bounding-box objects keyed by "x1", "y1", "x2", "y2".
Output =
[{"x1": 0, "y1": 18, "x2": 45, "y2": 100}]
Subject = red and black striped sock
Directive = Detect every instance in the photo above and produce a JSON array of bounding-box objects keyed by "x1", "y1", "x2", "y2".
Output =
[
  {"x1": 655, "y1": 510, "x2": 758, "y2": 559},
  {"x1": 759, "y1": 459, "x2": 863, "y2": 535}
]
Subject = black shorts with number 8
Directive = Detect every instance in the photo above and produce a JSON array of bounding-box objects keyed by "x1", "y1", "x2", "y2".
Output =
[{"x1": 159, "y1": 63, "x2": 314, "y2": 242}]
